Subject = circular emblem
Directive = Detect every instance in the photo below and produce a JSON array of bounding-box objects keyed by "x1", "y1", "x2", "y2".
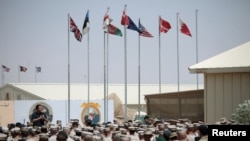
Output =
[
  {"x1": 81, "y1": 103, "x2": 101, "y2": 125},
  {"x1": 29, "y1": 102, "x2": 53, "y2": 123}
]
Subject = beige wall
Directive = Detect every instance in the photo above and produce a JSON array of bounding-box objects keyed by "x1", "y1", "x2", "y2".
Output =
[
  {"x1": 0, "y1": 85, "x2": 43, "y2": 100},
  {"x1": 0, "y1": 101, "x2": 14, "y2": 126},
  {"x1": 205, "y1": 72, "x2": 250, "y2": 124}
]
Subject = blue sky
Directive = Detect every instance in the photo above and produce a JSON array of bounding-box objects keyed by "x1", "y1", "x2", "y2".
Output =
[{"x1": 0, "y1": 0, "x2": 250, "y2": 85}]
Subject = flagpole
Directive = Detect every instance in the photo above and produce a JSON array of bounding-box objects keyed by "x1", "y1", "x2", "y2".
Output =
[
  {"x1": 103, "y1": 31, "x2": 107, "y2": 123},
  {"x1": 158, "y1": 16, "x2": 161, "y2": 94},
  {"x1": 18, "y1": 66, "x2": 20, "y2": 83},
  {"x1": 87, "y1": 22, "x2": 90, "y2": 115},
  {"x1": 124, "y1": 5, "x2": 128, "y2": 121},
  {"x1": 106, "y1": 23, "x2": 109, "y2": 122},
  {"x1": 1, "y1": 67, "x2": 4, "y2": 86},
  {"x1": 67, "y1": 13, "x2": 71, "y2": 122},
  {"x1": 196, "y1": 9, "x2": 199, "y2": 89},
  {"x1": 177, "y1": 13, "x2": 180, "y2": 91},
  {"x1": 138, "y1": 18, "x2": 141, "y2": 120},
  {"x1": 35, "y1": 66, "x2": 37, "y2": 83}
]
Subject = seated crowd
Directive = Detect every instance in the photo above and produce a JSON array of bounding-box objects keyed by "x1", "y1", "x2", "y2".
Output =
[{"x1": 0, "y1": 116, "x2": 237, "y2": 141}]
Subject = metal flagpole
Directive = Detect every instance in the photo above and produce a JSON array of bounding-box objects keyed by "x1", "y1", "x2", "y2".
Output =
[
  {"x1": 138, "y1": 19, "x2": 141, "y2": 120},
  {"x1": 196, "y1": 9, "x2": 199, "y2": 89},
  {"x1": 124, "y1": 5, "x2": 128, "y2": 121},
  {"x1": 106, "y1": 24, "x2": 109, "y2": 122},
  {"x1": 18, "y1": 66, "x2": 20, "y2": 83},
  {"x1": 103, "y1": 31, "x2": 107, "y2": 123},
  {"x1": 1, "y1": 67, "x2": 4, "y2": 86},
  {"x1": 87, "y1": 23, "x2": 90, "y2": 115},
  {"x1": 176, "y1": 13, "x2": 180, "y2": 91},
  {"x1": 67, "y1": 13, "x2": 71, "y2": 122},
  {"x1": 35, "y1": 66, "x2": 37, "y2": 83},
  {"x1": 159, "y1": 16, "x2": 161, "y2": 94}
]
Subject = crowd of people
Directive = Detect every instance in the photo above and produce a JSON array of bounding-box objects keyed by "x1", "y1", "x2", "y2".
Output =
[{"x1": 0, "y1": 104, "x2": 238, "y2": 141}]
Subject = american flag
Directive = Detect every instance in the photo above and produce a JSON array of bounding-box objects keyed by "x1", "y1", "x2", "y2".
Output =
[
  {"x1": 70, "y1": 16, "x2": 82, "y2": 42},
  {"x1": 20, "y1": 66, "x2": 27, "y2": 72},
  {"x1": 138, "y1": 20, "x2": 153, "y2": 38},
  {"x1": 2, "y1": 65, "x2": 10, "y2": 72}
]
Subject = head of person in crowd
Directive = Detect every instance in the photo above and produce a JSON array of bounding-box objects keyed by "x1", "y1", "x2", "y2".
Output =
[
  {"x1": 8, "y1": 123, "x2": 15, "y2": 131},
  {"x1": 20, "y1": 127, "x2": 29, "y2": 139},
  {"x1": 103, "y1": 127, "x2": 111, "y2": 137},
  {"x1": 120, "y1": 135, "x2": 131, "y2": 141},
  {"x1": 39, "y1": 133, "x2": 49, "y2": 141},
  {"x1": 56, "y1": 131, "x2": 68, "y2": 141},
  {"x1": 143, "y1": 129, "x2": 153, "y2": 141},
  {"x1": 85, "y1": 119, "x2": 93, "y2": 127},
  {"x1": 163, "y1": 129, "x2": 171, "y2": 141},
  {"x1": 197, "y1": 124, "x2": 208, "y2": 137},
  {"x1": 144, "y1": 115, "x2": 154, "y2": 125},
  {"x1": 176, "y1": 129, "x2": 187, "y2": 141}
]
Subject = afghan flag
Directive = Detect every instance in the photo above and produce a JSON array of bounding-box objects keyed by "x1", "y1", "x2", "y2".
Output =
[{"x1": 106, "y1": 24, "x2": 122, "y2": 36}]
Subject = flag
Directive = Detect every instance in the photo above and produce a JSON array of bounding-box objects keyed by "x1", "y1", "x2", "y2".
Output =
[
  {"x1": 138, "y1": 19, "x2": 153, "y2": 37},
  {"x1": 106, "y1": 24, "x2": 122, "y2": 36},
  {"x1": 36, "y1": 67, "x2": 41, "y2": 73},
  {"x1": 179, "y1": 18, "x2": 192, "y2": 37},
  {"x1": 20, "y1": 66, "x2": 27, "y2": 72},
  {"x1": 120, "y1": 9, "x2": 141, "y2": 33},
  {"x1": 2, "y1": 65, "x2": 10, "y2": 72},
  {"x1": 160, "y1": 17, "x2": 171, "y2": 33},
  {"x1": 121, "y1": 10, "x2": 129, "y2": 26},
  {"x1": 82, "y1": 10, "x2": 89, "y2": 35},
  {"x1": 103, "y1": 8, "x2": 113, "y2": 29},
  {"x1": 127, "y1": 17, "x2": 142, "y2": 33},
  {"x1": 70, "y1": 16, "x2": 82, "y2": 42}
]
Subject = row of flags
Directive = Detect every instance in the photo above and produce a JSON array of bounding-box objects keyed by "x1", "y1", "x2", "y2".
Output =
[
  {"x1": 69, "y1": 8, "x2": 192, "y2": 42},
  {"x1": 1, "y1": 65, "x2": 41, "y2": 73}
]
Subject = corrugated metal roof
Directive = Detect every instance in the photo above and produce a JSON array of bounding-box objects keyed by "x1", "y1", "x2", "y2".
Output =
[
  {"x1": 9, "y1": 83, "x2": 203, "y2": 104},
  {"x1": 189, "y1": 41, "x2": 250, "y2": 73}
]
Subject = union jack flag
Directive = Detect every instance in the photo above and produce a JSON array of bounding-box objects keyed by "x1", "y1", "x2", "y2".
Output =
[{"x1": 70, "y1": 17, "x2": 82, "y2": 42}]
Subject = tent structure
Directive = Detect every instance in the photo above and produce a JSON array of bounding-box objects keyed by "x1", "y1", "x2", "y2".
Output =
[{"x1": 108, "y1": 93, "x2": 136, "y2": 122}]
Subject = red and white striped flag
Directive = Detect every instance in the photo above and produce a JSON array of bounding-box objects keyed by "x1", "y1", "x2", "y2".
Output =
[{"x1": 138, "y1": 19, "x2": 153, "y2": 38}]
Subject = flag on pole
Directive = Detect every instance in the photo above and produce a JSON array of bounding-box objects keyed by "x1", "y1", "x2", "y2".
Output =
[
  {"x1": 106, "y1": 24, "x2": 123, "y2": 36},
  {"x1": 103, "y1": 7, "x2": 113, "y2": 29},
  {"x1": 70, "y1": 16, "x2": 82, "y2": 42},
  {"x1": 82, "y1": 10, "x2": 89, "y2": 35},
  {"x1": 20, "y1": 66, "x2": 27, "y2": 72},
  {"x1": 2, "y1": 65, "x2": 10, "y2": 72},
  {"x1": 138, "y1": 19, "x2": 153, "y2": 37},
  {"x1": 36, "y1": 67, "x2": 41, "y2": 73},
  {"x1": 121, "y1": 9, "x2": 141, "y2": 33},
  {"x1": 121, "y1": 10, "x2": 129, "y2": 26},
  {"x1": 160, "y1": 17, "x2": 171, "y2": 33},
  {"x1": 103, "y1": 8, "x2": 122, "y2": 37},
  {"x1": 179, "y1": 18, "x2": 192, "y2": 37}
]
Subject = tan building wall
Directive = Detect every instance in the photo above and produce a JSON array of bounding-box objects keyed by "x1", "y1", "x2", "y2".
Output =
[
  {"x1": 205, "y1": 72, "x2": 250, "y2": 124},
  {"x1": 0, "y1": 84, "x2": 43, "y2": 100},
  {"x1": 0, "y1": 101, "x2": 14, "y2": 126}
]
